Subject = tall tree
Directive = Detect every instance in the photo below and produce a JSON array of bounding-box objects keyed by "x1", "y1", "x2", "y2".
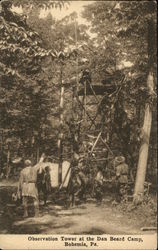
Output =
[
  {"x1": 0, "y1": 0, "x2": 60, "y2": 165},
  {"x1": 82, "y1": 1, "x2": 157, "y2": 197},
  {"x1": 133, "y1": 17, "x2": 156, "y2": 203}
]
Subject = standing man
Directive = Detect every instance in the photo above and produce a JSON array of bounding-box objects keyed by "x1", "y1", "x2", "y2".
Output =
[
  {"x1": 37, "y1": 166, "x2": 52, "y2": 206},
  {"x1": 77, "y1": 159, "x2": 87, "y2": 201},
  {"x1": 18, "y1": 154, "x2": 45, "y2": 218},
  {"x1": 114, "y1": 156, "x2": 129, "y2": 203},
  {"x1": 94, "y1": 167, "x2": 104, "y2": 203}
]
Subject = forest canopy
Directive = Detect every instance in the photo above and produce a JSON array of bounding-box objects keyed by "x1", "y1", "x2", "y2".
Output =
[{"x1": 0, "y1": 0, "x2": 157, "y2": 202}]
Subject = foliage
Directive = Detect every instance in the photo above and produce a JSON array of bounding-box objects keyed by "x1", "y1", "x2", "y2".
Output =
[
  {"x1": 81, "y1": 1, "x2": 157, "y2": 171},
  {"x1": 0, "y1": 0, "x2": 89, "y2": 165},
  {"x1": 0, "y1": 0, "x2": 60, "y2": 161},
  {"x1": 0, "y1": 0, "x2": 157, "y2": 186}
]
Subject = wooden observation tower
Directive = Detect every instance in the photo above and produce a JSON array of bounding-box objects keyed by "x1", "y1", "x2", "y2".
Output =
[{"x1": 73, "y1": 69, "x2": 119, "y2": 165}]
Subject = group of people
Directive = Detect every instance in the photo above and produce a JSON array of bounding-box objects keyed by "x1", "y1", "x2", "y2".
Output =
[
  {"x1": 93, "y1": 155, "x2": 129, "y2": 203},
  {"x1": 16, "y1": 154, "x2": 129, "y2": 218},
  {"x1": 17, "y1": 158, "x2": 51, "y2": 218},
  {"x1": 70, "y1": 155, "x2": 129, "y2": 204}
]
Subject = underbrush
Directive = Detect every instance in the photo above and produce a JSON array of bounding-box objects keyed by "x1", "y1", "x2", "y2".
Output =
[{"x1": 116, "y1": 194, "x2": 157, "y2": 228}]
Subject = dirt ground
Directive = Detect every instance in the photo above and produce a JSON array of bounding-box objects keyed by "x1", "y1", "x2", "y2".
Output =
[{"x1": 0, "y1": 181, "x2": 157, "y2": 235}]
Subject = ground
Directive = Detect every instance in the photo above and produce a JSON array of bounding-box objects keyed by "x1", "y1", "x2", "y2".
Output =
[{"x1": 0, "y1": 180, "x2": 157, "y2": 235}]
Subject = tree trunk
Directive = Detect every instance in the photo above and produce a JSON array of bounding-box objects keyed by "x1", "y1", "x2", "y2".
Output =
[
  {"x1": 6, "y1": 144, "x2": 10, "y2": 179},
  {"x1": 58, "y1": 82, "x2": 64, "y2": 186},
  {"x1": 133, "y1": 72, "x2": 154, "y2": 204},
  {"x1": 133, "y1": 17, "x2": 156, "y2": 204},
  {"x1": 36, "y1": 146, "x2": 39, "y2": 163}
]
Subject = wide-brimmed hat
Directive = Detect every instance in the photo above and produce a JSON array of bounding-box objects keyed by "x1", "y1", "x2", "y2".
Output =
[
  {"x1": 24, "y1": 159, "x2": 32, "y2": 167},
  {"x1": 114, "y1": 156, "x2": 125, "y2": 166}
]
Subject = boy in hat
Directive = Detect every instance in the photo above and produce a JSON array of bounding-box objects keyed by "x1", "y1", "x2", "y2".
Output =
[{"x1": 114, "y1": 156, "x2": 129, "y2": 202}]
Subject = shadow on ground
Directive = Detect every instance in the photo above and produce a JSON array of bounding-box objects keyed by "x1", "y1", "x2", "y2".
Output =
[{"x1": 0, "y1": 185, "x2": 157, "y2": 235}]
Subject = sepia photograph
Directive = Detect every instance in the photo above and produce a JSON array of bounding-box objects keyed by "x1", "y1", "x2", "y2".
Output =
[{"x1": 0, "y1": 0, "x2": 157, "y2": 249}]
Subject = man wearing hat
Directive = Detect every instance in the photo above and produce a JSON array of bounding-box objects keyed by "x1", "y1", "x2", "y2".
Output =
[
  {"x1": 76, "y1": 158, "x2": 87, "y2": 201},
  {"x1": 94, "y1": 167, "x2": 104, "y2": 203},
  {"x1": 18, "y1": 156, "x2": 44, "y2": 217},
  {"x1": 114, "y1": 156, "x2": 129, "y2": 202}
]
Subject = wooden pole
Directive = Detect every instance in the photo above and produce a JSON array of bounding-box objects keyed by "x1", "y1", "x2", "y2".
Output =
[
  {"x1": 90, "y1": 131, "x2": 102, "y2": 153},
  {"x1": 77, "y1": 97, "x2": 95, "y2": 126},
  {"x1": 100, "y1": 136, "x2": 114, "y2": 156}
]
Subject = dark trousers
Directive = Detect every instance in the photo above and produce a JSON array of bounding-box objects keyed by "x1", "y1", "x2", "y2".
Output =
[
  {"x1": 115, "y1": 182, "x2": 128, "y2": 202},
  {"x1": 37, "y1": 185, "x2": 48, "y2": 205}
]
